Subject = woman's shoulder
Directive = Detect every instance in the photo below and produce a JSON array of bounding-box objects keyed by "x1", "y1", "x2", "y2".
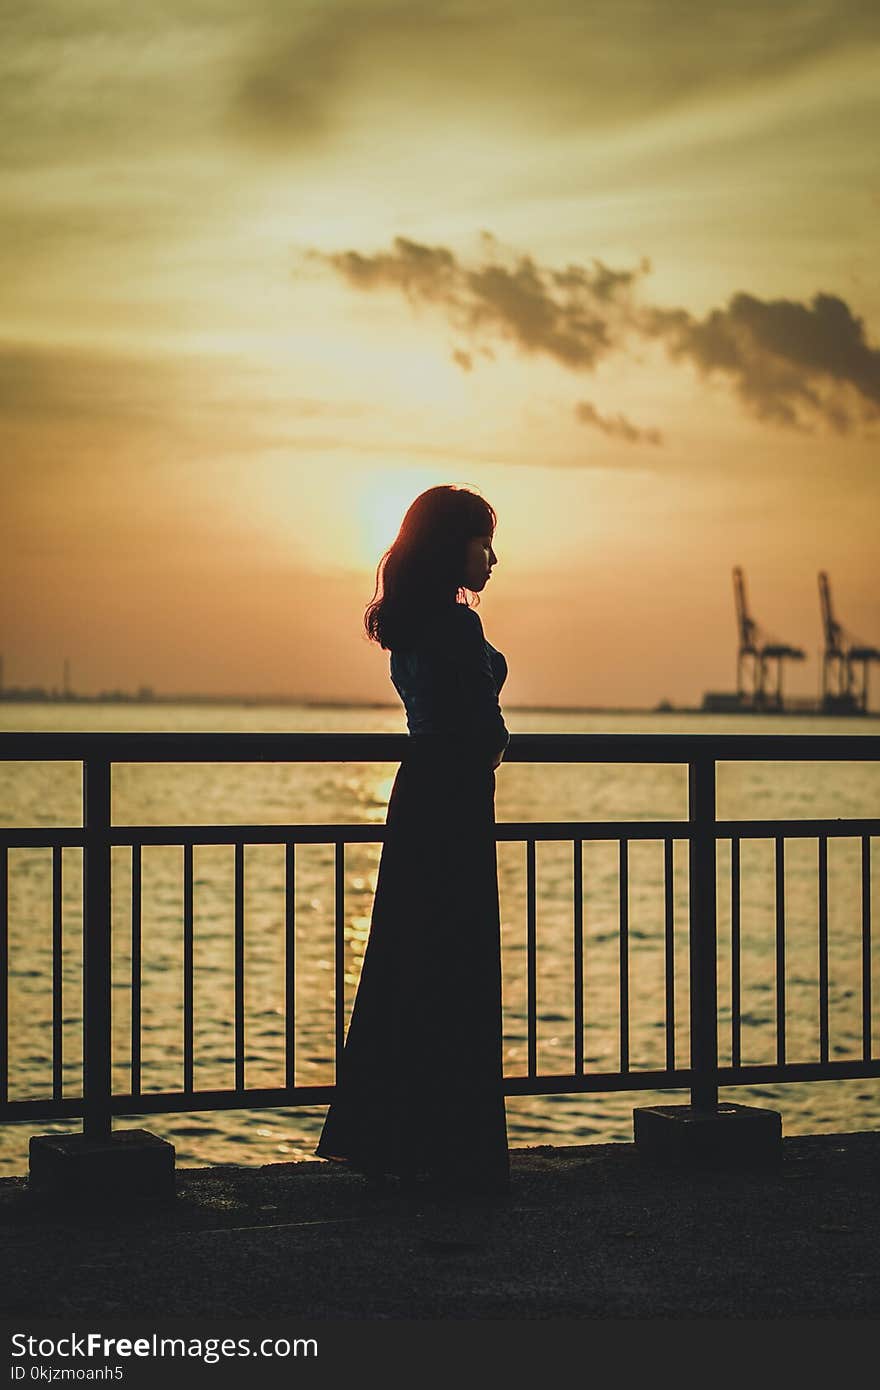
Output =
[
  {"x1": 395, "y1": 604, "x2": 483, "y2": 660},
  {"x1": 434, "y1": 603, "x2": 485, "y2": 646},
  {"x1": 446, "y1": 602, "x2": 483, "y2": 630}
]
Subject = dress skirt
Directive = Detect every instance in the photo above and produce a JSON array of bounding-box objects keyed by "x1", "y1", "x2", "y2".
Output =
[{"x1": 315, "y1": 738, "x2": 509, "y2": 1192}]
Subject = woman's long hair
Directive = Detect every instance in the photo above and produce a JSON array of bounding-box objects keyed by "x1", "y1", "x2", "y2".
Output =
[{"x1": 365, "y1": 484, "x2": 497, "y2": 651}]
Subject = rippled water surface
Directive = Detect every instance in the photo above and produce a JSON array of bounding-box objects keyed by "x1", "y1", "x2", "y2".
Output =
[{"x1": 1, "y1": 702, "x2": 879, "y2": 1176}]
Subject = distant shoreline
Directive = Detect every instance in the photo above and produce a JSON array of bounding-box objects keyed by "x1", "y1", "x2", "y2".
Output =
[{"x1": 1, "y1": 694, "x2": 877, "y2": 719}]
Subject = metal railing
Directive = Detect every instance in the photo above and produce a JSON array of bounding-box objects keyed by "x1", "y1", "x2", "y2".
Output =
[{"x1": 1, "y1": 731, "x2": 878, "y2": 1141}]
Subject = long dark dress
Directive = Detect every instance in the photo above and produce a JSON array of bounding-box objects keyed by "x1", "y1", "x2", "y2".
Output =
[{"x1": 315, "y1": 602, "x2": 510, "y2": 1192}]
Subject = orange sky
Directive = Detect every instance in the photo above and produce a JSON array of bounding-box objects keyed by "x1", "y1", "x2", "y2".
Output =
[{"x1": 2, "y1": 2, "x2": 878, "y2": 708}]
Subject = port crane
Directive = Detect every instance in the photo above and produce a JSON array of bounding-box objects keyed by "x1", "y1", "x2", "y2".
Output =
[
  {"x1": 818, "y1": 572, "x2": 880, "y2": 714},
  {"x1": 733, "y1": 567, "x2": 806, "y2": 710}
]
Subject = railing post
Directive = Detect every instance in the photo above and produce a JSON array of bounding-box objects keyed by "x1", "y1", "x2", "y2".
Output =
[
  {"x1": 688, "y1": 756, "x2": 718, "y2": 1110},
  {"x1": 634, "y1": 750, "x2": 780, "y2": 1162},
  {"x1": 83, "y1": 756, "x2": 112, "y2": 1140},
  {"x1": 29, "y1": 753, "x2": 175, "y2": 1197}
]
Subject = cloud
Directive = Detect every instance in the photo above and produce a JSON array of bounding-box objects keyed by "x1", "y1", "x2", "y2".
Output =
[
  {"x1": 322, "y1": 237, "x2": 460, "y2": 301},
  {"x1": 4, "y1": 2, "x2": 877, "y2": 171},
  {"x1": 233, "y1": 0, "x2": 880, "y2": 146},
  {"x1": 322, "y1": 235, "x2": 647, "y2": 371},
  {"x1": 314, "y1": 234, "x2": 880, "y2": 434},
  {"x1": 646, "y1": 292, "x2": 880, "y2": 432},
  {"x1": 575, "y1": 400, "x2": 663, "y2": 446}
]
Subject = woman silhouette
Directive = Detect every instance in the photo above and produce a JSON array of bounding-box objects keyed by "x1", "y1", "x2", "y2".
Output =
[{"x1": 316, "y1": 484, "x2": 510, "y2": 1196}]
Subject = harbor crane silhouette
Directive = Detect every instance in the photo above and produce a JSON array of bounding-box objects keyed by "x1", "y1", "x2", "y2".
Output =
[
  {"x1": 733, "y1": 567, "x2": 806, "y2": 710},
  {"x1": 819, "y1": 571, "x2": 880, "y2": 714}
]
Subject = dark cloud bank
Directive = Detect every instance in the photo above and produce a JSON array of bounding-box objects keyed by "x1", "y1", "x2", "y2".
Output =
[
  {"x1": 234, "y1": 0, "x2": 880, "y2": 148},
  {"x1": 312, "y1": 235, "x2": 880, "y2": 441}
]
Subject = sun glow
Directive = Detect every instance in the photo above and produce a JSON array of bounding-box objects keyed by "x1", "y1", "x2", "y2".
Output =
[{"x1": 353, "y1": 466, "x2": 439, "y2": 566}]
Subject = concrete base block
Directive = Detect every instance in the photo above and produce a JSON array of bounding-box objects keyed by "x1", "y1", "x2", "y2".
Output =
[
  {"x1": 633, "y1": 1103, "x2": 782, "y2": 1167},
  {"x1": 29, "y1": 1129, "x2": 176, "y2": 1202}
]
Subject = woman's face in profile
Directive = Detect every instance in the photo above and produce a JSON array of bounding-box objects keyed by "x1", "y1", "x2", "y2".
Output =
[{"x1": 461, "y1": 534, "x2": 497, "y2": 592}]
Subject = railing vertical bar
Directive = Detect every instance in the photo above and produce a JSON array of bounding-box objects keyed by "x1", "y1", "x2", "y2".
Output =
[
  {"x1": 573, "y1": 838, "x2": 584, "y2": 1075},
  {"x1": 862, "y1": 836, "x2": 872, "y2": 1063},
  {"x1": 731, "y1": 835, "x2": 741, "y2": 1069},
  {"x1": 688, "y1": 758, "x2": 718, "y2": 1110},
  {"x1": 0, "y1": 846, "x2": 7, "y2": 1106},
  {"x1": 183, "y1": 842, "x2": 194, "y2": 1093},
  {"x1": 619, "y1": 838, "x2": 629, "y2": 1074},
  {"x1": 775, "y1": 836, "x2": 786, "y2": 1067},
  {"x1": 335, "y1": 841, "x2": 345, "y2": 1068},
  {"x1": 526, "y1": 838, "x2": 537, "y2": 1079},
  {"x1": 52, "y1": 845, "x2": 63, "y2": 1100},
  {"x1": 234, "y1": 842, "x2": 245, "y2": 1093},
  {"x1": 285, "y1": 842, "x2": 296, "y2": 1090},
  {"x1": 131, "y1": 844, "x2": 142, "y2": 1098},
  {"x1": 83, "y1": 757, "x2": 112, "y2": 1140},
  {"x1": 664, "y1": 837, "x2": 675, "y2": 1072},
  {"x1": 818, "y1": 836, "x2": 829, "y2": 1065}
]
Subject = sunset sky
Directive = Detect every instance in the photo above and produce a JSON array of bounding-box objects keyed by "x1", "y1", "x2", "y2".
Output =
[{"x1": 2, "y1": 1, "x2": 878, "y2": 709}]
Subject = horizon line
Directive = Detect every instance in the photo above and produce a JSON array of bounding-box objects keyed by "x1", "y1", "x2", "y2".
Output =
[{"x1": 1, "y1": 693, "x2": 875, "y2": 718}]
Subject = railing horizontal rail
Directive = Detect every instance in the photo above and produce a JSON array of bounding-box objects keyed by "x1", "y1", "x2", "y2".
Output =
[
  {"x1": 7, "y1": 1058, "x2": 880, "y2": 1125},
  {"x1": 717, "y1": 819, "x2": 880, "y2": 838},
  {"x1": 2, "y1": 818, "x2": 878, "y2": 849},
  {"x1": 1, "y1": 730, "x2": 879, "y2": 762},
  {"x1": 1, "y1": 1071, "x2": 695, "y2": 1120}
]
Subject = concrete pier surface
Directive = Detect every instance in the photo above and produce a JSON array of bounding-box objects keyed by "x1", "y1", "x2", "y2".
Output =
[{"x1": 1, "y1": 1130, "x2": 880, "y2": 1320}]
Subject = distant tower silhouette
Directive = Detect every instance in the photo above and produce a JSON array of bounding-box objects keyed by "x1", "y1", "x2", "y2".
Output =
[
  {"x1": 733, "y1": 567, "x2": 805, "y2": 710},
  {"x1": 63, "y1": 658, "x2": 71, "y2": 699},
  {"x1": 733, "y1": 567, "x2": 760, "y2": 704},
  {"x1": 819, "y1": 572, "x2": 880, "y2": 714}
]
